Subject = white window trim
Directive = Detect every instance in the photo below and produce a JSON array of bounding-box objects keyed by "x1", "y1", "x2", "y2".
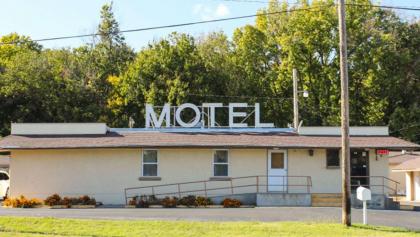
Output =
[
  {"x1": 142, "y1": 149, "x2": 159, "y2": 177},
  {"x1": 212, "y1": 149, "x2": 229, "y2": 177}
]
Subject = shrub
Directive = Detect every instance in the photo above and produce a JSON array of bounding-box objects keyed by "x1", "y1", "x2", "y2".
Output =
[
  {"x1": 44, "y1": 194, "x2": 62, "y2": 206},
  {"x1": 222, "y1": 198, "x2": 241, "y2": 208},
  {"x1": 147, "y1": 195, "x2": 160, "y2": 205},
  {"x1": 128, "y1": 196, "x2": 150, "y2": 208},
  {"x1": 3, "y1": 195, "x2": 42, "y2": 208},
  {"x1": 44, "y1": 194, "x2": 96, "y2": 207},
  {"x1": 78, "y1": 195, "x2": 96, "y2": 205},
  {"x1": 128, "y1": 197, "x2": 137, "y2": 206},
  {"x1": 137, "y1": 199, "x2": 150, "y2": 208},
  {"x1": 196, "y1": 196, "x2": 213, "y2": 207},
  {"x1": 178, "y1": 195, "x2": 197, "y2": 207},
  {"x1": 161, "y1": 196, "x2": 178, "y2": 208},
  {"x1": 61, "y1": 197, "x2": 73, "y2": 208}
]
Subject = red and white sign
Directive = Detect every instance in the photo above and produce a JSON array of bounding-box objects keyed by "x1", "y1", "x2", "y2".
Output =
[{"x1": 376, "y1": 149, "x2": 389, "y2": 155}]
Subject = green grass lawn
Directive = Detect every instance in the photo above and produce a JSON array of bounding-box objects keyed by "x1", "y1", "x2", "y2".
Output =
[{"x1": 0, "y1": 217, "x2": 418, "y2": 237}]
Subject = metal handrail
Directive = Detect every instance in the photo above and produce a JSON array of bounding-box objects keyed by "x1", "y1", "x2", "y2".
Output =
[
  {"x1": 124, "y1": 175, "x2": 312, "y2": 205},
  {"x1": 350, "y1": 176, "x2": 400, "y2": 195},
  {"x1": 351, "y1": 175, "x2": 400, "y2": 184}
]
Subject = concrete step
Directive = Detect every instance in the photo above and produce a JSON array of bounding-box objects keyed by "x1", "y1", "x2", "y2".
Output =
[
  {"x1": 400, "y1": 205, "x2": 415, "y2": 211},
  {"x1": 397, "y1": 200, "x2": 420, "y2": 211},
  {"x1": 385, "y1": 197, "x2": 400, "y2": 210}
]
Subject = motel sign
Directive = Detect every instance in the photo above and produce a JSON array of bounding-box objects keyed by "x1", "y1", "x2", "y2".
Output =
[{"x1": 145, "y1": 103, "x2": 274, "y2": 128}]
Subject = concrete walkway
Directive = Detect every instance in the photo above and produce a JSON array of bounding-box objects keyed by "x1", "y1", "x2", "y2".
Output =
[{"x1": 0, "y1": 207, "x2": 419, "y2": 231}]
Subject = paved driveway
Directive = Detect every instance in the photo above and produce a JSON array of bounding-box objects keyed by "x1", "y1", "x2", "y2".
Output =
[{"x1": 0, "y1": 207, "x2": 419, "y2": 230}]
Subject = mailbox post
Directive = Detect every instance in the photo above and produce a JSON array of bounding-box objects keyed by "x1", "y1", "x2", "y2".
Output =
[{"x1": 357, "y1": 186, "x2": 371, "y2": 225}]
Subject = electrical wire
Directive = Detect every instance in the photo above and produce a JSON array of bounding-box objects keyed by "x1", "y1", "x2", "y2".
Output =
[
  {"x1": 0, "y1": 5, "x2": 327, "y2": 45},
  {"x1": 216, "y1": 0, "x2": 420, "y2": 10},
  {"x1": 0, "y1": 3, "x2": 418, "y2": 46},
  {"x1": 186, "y1": 93, "x2": 293, "y2": 101}
]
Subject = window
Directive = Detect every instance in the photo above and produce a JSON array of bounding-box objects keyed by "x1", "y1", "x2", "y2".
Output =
[
  {"x1": 326, "y1": 149, "x2": 340, "y2": 168},
  {"x1": 213, "y1": 150, "x2": 228, "y2": 176},
  {"x1": 271, "y1": 153, "x2": 285, "y2": 169},
  {"x1": 142, "y1": 150, "x2": 158, "y2": 176}
]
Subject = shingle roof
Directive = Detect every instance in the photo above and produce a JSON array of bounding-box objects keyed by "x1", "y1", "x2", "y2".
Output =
[
  {"x1": 388, "y1": 153, "x2": 420, "y2": 165},
  {"x1": 392, "y1": 157, "x2": 420, "y2": 171},
  {"x1": 0, "y1": 131, "x2": 418, "y2": 150}
]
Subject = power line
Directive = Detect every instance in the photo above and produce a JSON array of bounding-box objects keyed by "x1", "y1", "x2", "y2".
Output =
[
  {"x1": 347, "y1": 3, "x2": 420, "y2": 11},
  {"x1": 1, "y1": 3, "x2": 419, "y2": 46},
  {"x1": 390, "y1": 124, "x2": 420, "y2": 133},
  {"x1": 187, "y1": 93, "x2": 293, "y2": 101},
  {"x1": 214, "y1": 0, "x2": 274, "y2": 3},
  {"x1": 0, "y1": 5, "x2": 327, "y2": 45},
  {"x1": 217, "y1": 0, "x2": 420, "y2": 10}
]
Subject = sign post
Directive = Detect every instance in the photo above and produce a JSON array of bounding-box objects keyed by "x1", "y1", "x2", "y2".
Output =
[{"x1": 357, "y1": 186, "x2": 371, "y2": 225}]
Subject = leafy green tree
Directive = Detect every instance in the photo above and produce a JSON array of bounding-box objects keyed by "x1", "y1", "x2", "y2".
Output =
[
  {"x1": 0, "y1": 33, "x2": 42, "y2": 71},
  {"x1": 0, "y1": 0, "x2": 419, "y2": 144},
  {"x1": 113, "y1": 33, "x2": 209, "y2": 127},
  {"x1": 91, "y1": 2, "x2": 135, "y2": 126},
  {"x1": 0, "y1": 49, "x2": 100, "y2": 135}
]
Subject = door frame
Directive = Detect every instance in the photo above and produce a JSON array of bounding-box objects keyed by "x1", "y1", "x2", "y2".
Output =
[
  {"x1": 350, "y1": 149, "x2": 370, "y2": 190},
  {"x1": 267, "y1": 149, "x2": 288, "y2": 192}
]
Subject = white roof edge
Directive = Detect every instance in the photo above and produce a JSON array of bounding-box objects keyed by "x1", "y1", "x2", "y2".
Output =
[
  {"x1": 11, "y1": 123, "x2": 108, "y2": 135},
  {"x1": 298, "y1": 126, "x2": 389, "y2": 136},
  {"x1": 9, "y1": 123, "x2": 390, "y2": 136}
]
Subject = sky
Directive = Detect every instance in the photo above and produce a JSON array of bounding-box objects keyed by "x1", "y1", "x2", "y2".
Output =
[{"x1": 0, "y1": 0, "x2": 419, "y2": 50}]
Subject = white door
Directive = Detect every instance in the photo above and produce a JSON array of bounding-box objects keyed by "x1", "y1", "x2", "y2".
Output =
[{"x1": 268, "y1": 150, "x2": 287, "y2": 192}]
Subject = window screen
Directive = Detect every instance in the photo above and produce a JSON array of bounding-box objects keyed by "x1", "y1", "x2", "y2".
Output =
[{"x1": 143, "y1": 150, "x2": 158, "y2": 176}]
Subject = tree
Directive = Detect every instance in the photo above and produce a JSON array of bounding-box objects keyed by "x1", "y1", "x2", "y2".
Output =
[
  {"x1": 91, "y1": 2, "x2": 135, "y2": 126},
  {"x1": 112, "y1": 33, "x2": 209, "y2": 127},
  {"x1": 0, "y1": 49, "x2": 100, "y2": 135},
  {"x1": 0, "y1": 33, "x2": 42, "y2": 72},
  {"x1": 0, "y1": 0, "x2": 419, "y2": 143}
]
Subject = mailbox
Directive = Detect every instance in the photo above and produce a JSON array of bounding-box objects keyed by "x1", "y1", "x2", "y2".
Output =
[{"x1": 357, "y1": 186, "x2": 371, "y2": 201}]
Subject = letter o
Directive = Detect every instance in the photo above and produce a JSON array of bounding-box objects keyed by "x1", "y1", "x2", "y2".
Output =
[{"x1": 175, "y1": 103, "x2": 201, "y2": 128}]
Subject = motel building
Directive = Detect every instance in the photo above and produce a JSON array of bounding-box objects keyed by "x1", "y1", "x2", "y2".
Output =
[{"x1": 0, "y1": 103, "x2": 419, "y2": 208}]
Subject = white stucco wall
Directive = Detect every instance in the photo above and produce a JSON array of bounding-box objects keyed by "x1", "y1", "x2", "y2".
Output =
[
  {"x1": 288, "y1": 149, "x2": 341, "y2": 193},
  {"x1": 9, "y1": 148, "x2": 389, "y2": 204},
  {"x1": 10, "y1": 149, "x2": 141, "y2": 204},
  {"x1": 390, "y1": 165, "x2": 406, "y2": 195},
  {"x1": 10, "y1": 148, "x2": 268, "y2": 204},
  {"x1": 288, "y1": 149, "x2": 390, "y2": 194},
  {"x1": 369, "y1": 150, "x2": 391, "y2": 194}
]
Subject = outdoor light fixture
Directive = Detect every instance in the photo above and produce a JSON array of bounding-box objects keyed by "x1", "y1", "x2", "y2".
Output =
[
  {"x1": 303, "y1": 90, "x2": 309, "y2": 98},
  {"x1": 308, "y1": 149, "x2": 314, "y2": 156}
]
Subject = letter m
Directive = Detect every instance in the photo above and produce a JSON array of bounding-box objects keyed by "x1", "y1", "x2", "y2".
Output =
[{"x1": 145, "y1": 104, "x2": 171, "y2": 128}]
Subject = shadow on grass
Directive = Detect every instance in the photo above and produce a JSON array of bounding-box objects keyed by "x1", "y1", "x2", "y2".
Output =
[{"x1": 351, "y1": 224, "x2": 420, "y2": 234}]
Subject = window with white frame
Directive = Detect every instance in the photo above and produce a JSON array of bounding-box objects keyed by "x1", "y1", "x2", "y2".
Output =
[
  {"x1": 213, "y1": 150, "x2": 228, "y2": 176},
  {"x1": 142, "y1": 150, "x2": 158, "y2": 176}
]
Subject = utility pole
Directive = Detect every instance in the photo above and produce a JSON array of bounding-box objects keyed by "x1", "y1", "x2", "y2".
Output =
[
  {"x1": 338, "y1": 0, "x2": 351, "y2": 226},
  {"x1": 293, "y1": 68, "x2": 299, "y2": 129}
]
